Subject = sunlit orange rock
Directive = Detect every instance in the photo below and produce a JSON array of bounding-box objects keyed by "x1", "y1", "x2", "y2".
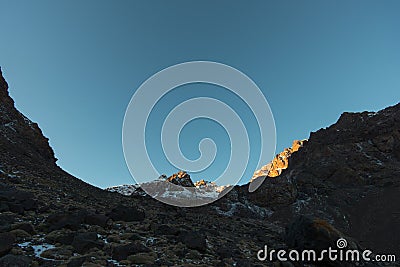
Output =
[{"x1": 251, "y1": 139, "x2": 307, "y2": 180}]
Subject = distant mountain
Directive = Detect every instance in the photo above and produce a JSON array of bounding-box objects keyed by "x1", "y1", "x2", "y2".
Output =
[
  {"x1": 106, "y1": 171, "x2": 231, "y2": 207},
  {"x1": 107, "y1": 141, "x2": 307, "y2": 201},
  {"x1": 0, "y1": 68, "x2": 399, "y2": 266}
]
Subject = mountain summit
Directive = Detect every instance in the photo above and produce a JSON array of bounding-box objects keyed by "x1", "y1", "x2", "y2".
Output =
[{"x1": 166, "y1": 170, "x2": 195, "y2": 187}]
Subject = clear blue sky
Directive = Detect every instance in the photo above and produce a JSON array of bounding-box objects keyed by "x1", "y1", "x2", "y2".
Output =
[{"x1": 1, "y1": 1, "x2": 399, "y2": 188}]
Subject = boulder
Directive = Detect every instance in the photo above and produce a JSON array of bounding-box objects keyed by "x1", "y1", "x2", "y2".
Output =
[
  {"x1": 216, "y1": 242, "x2": 239, "y2": 259},
  {"x1": 46, "y1": 210, "x2": 87, "y2": 231},
  {"x1": 67, "y1": 256, "x2": 87, "y2": 267},
  {"x1": 11, "y1": 222, "x2": 35, "y2": 235},
  {"x1": 45, "y1": 230, "x2": 75, "y2": 245},
  {"x1": 71, "y1": 232, "x2": 103, "y2": 254},
  {"x1": 154, "y1": 224, "x2": 180, "y2": 236},
  {"x1": 0, "y1": 183, "x2": 37, "y2": 214},
  {"x1": 84, "y1": 212, "x2": 110, "y2": 228},
  {"x1": 0, "y1": 254, "x2": 31, "y2": 267},
  {"x1": 107, "y1": 205, "x2": 145, "y2": 222},
  {"x1": 112, "y1": 241, "x2": 151, "y2": 261},
  {"x1": 178, "y1": 230, "x2": 207, "y2": 252},
  {"x1": 0, "y1": 214, "x2": 14, "y2": 233},
  {"x1": 285, "y1": 216, "x2": 360, "y2": 266},
  {"x1": 128, "y1": 252, "x2": 157, "y2": 264}
]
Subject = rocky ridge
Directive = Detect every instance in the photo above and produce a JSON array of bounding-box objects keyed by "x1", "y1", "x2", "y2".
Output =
[
  {"x1": 0, "y1": 68, "x2": 56, "y2": 169},
  {"x1": 251, "y1": 139, "x2": 306, "y2": 180},
  {"x1": 166, "y1": 171, "x2": 195, "y2": 187},
  {"x1": 106, "y1": 172, "x2": 227, "y2": 197}
]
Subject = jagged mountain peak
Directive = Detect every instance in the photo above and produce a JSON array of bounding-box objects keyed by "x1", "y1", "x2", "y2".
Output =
[
  {"x1": 0, "y1": 68, "x2": 57, "y2": 168},
  {"x1": 0, "y1": 67, "x2": 17, "y2": 112},
  {"x1": 309, "y1": 103, "x2": 400, "y2": 146},
  {"x1": 251, "y1": 139, "x2": 307, "y2": 182},
  {"x1": 166, "y1": 170, "x2": 195, "y2": 187}
]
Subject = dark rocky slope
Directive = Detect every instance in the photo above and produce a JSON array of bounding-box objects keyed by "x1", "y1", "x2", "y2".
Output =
[
  {"x1": 244, "y1": 104, "x2": 400, "y2": 254},
  {"x1": 0, "y1": 67, "x2": 399, "y2": 266},
  {"x1": 0, "y1": 68, "x2": 286, "y2": 266}
]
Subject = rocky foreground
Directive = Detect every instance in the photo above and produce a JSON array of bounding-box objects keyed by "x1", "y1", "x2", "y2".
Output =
[{"x1": 0, "y1": 67, "x2": 399, "y2": 266}]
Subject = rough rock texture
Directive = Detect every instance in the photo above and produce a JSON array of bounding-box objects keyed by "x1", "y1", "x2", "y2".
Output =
[
  {"x1": 0, "y1": 68, "x2": 399, "y2": 266},
  {"x1": 0, "y1": 67, "x2": 56, "y2": 167},
  {"x1": 107, "y1": 204, "x2": 145, "y2": 222},
  {"x1": 166, "y1": 170, "x2": 195, "y2": 187},
  {"x1": 0, "y1": 232, "x2": 15, "y2": 256},
  {"x1": 0, "y1": 254, "x2": 31, "y2": 267},
  {"x1": 194, "y1": 179, "x2": 208, "y2": 187},
  {"x1": 211, "y1": 103, "x2": 400, "y2": 264},
  {"x1": 252, "y1": 139, "x2": 306, "y2": 179},
  {"x1": 244, "y1": 103, "x2": 400, "y2": 254},
  {"x1": 285, "y1": 216, "x2": 362, "y2": 267}
]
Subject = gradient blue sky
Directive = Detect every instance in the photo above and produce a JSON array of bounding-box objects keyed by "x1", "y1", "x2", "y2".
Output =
[{"x1": 1, "y1": 1, "x2": 399, "y2": 188}]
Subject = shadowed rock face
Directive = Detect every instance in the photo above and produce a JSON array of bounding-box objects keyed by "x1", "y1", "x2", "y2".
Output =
[
  {"x1": 0, "y1": 68, "x2": 56, "y2": 168},
  {"x1": 300, "y1": 107, "x2": 400, "y2": 253},
  {"x1": 242, "y1": 102, "x2": 400, "y2": 254},
  {"x1": 0, "y1": 68, "x2": 399, "y2": 266},
  {"x1": 209, "y1": 102, "x2": 400, "y2": 263},
  {"x1": 285, "y1": 216, "x2": 365, "y2": 267}
]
